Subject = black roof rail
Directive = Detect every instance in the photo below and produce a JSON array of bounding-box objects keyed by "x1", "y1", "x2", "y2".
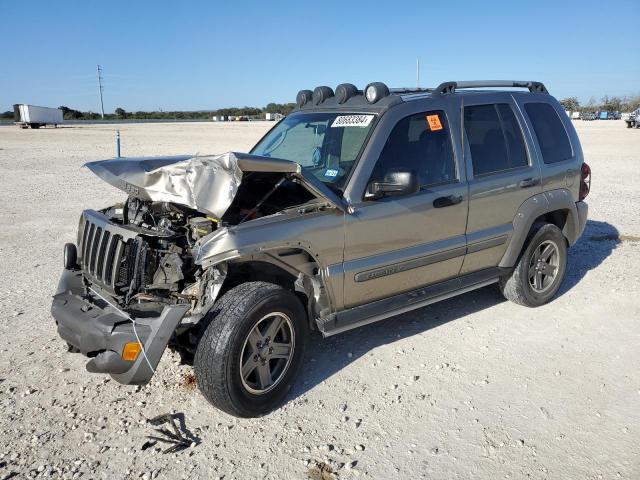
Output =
[
  {"x1": 434, "y1": 80, "x2": 548, "y2": 95},
  {"x1": 389, "y1": 87, "x2": 434, "y2": 95}
]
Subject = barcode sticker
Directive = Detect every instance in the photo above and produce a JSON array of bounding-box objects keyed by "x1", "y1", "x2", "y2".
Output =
[{"x1": 331, "y1": 115, "x2": 374, "y2": 128}]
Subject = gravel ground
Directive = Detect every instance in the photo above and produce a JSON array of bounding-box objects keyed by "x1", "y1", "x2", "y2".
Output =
[{"x1": 0, "y1": 120, "x2": 638, "y2": 480}]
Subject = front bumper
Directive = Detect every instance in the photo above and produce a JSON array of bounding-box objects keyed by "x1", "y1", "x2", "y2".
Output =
[{"x1": 51, "y1": 268, "x2": 188, "y2": 385}]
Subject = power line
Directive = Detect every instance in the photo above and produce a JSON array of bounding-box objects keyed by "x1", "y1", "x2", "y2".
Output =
[{"x1": 97, "y1": 65, "x2": 105, "y2": 119}]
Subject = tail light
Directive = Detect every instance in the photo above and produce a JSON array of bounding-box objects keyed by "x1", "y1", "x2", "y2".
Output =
[{"x1": 579, "y1": 162, "x2": 591, "y2": 201}]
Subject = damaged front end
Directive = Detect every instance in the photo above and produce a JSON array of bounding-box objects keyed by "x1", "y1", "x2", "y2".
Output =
[{"x1": 52, "y1": 152, "x2": 340, "y2": 385}]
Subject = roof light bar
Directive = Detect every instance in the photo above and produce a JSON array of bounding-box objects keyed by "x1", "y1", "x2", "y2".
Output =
[
  {"x1": 364, "y1": 82, "x2": 390, "y2": 104},
  {"x1": 296, "y1": 90, "x2": 313, "y2": 107},
  {"x1": 312, "y1": 86, "x2": 335, "y2": 105},
  {"x1": 335, "y1": 83, "x2": 359, "y2": 104}
]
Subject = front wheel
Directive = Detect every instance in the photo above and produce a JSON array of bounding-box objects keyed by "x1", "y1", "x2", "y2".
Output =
[
  {"x1": 499, "y1": 223, "x2": 567, "y2": 307},
  {"x1": 194, "y1": 282, "x2": 308, "y2": 417}
]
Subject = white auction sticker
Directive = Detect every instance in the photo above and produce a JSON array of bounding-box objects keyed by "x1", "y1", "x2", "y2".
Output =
[{"x1": 331, "y1": 115, "x2": 374, "y2": 128}]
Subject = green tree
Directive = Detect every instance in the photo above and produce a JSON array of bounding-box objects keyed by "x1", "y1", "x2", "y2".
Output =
[
  {"x1": 601, "y1": 95, "x2": 622, "y2": 112},
  {"x1": 58, "y1": 105, "x2": 83, "y2": 119},
  {"x1": 559, "y1": 97, "x2": 580, "y2": 112},
  {"x1": 115, "y1": 107, "x2": 127, "y2": 118}
]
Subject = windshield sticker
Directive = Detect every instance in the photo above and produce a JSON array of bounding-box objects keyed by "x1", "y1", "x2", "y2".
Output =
[
  {"x1": 331, "y1": 115, "x2": 374, "y2": 128},
  {"x1": 324, "y1": 169, "x2": 339, "y2": 177},
  {"x1": 426, "y1": 114, "x2": 443, "y2": 131}
]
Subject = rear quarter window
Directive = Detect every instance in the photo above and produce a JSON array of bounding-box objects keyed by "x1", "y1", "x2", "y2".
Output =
[{"x1": 524, "y1": 103, "x2": 573, "y2": 164}]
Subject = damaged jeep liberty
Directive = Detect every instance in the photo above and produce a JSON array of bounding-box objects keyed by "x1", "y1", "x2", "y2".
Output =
[{"x1": 52, "y1": 80, "x2": 591, "y2": 417}]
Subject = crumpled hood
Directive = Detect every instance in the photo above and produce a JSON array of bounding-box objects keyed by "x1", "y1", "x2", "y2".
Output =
[{"x1": 85, "y1": 151, "x2": 348, "y2": 219}]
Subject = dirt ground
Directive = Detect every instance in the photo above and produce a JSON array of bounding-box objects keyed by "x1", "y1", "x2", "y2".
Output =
[{"x1": 0, "y1": 120, "x2": 638, "y2": 480}]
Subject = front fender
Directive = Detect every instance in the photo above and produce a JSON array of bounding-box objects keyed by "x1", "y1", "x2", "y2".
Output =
[{"x1": 194, "y1": 221, "x2": 342, "y2": 317}]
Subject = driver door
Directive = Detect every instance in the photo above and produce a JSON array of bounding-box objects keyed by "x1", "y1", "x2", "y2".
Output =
[{"x1": 342, "y1": 109, "x2": 468, "y2": 308}]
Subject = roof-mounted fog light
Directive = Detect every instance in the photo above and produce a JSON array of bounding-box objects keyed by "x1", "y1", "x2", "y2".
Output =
[
  {"x1": 312, "y1": 86, "x2": 335, "y2": 105},
  {"x1": 296, "y1": 90, "x2": 313, "y2": 107},
  {"x1": 335, "y1": 83, "x2": 358, "y2": 104},
  {"x1": 63, "y1": 243, "x2": 77, "y2": 270},
  {"x1": 364, "y1": 82, "x2": 389, "y2": 104}
]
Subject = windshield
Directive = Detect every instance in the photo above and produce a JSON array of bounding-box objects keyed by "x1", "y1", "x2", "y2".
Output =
[{"x1": 251, "y1": 112, "x2": 376, "y2": 190}]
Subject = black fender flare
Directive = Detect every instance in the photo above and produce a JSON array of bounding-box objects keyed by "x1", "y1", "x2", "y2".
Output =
[{"x1": 499, "y1": 189, "x2": 583, "y2": 268}]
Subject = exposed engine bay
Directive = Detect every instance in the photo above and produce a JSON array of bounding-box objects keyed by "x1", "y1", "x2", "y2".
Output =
[
  {"x1": 87, "y1": 171, "x2": 317, "y2": 313},
  {"x1": 72, "y1": 151, "x2": 343, "y2": 363}
]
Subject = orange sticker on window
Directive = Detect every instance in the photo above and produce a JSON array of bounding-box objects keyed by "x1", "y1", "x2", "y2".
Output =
[{"x1": 426, "y1": 114, "x2": 443, "y2": 131}]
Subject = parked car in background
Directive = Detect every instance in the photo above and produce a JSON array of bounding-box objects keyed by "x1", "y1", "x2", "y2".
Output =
[{"x1": 624, "y1": 109, "x2": 639, "y2": 128}]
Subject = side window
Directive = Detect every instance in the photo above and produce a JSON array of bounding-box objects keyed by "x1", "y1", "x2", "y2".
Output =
[
  {"x1": 497, "y1": 104, "x2": 528, "y2": 168},
  {"x1": 464, "y1": 103, "x2": 529, "y2": 176},
  {"x1": 371, "y1": 110, "x2": 456, "y2": 190},
  {"x1": 524, "y1": 102, "x2": 573, "y2": 164}
]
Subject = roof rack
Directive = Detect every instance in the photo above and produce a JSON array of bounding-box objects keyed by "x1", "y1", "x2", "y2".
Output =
[
  {"x1": 434, "y1": 80, "x2": 548, "y2": 95},
  {"x1": 389, "y1": 87, "x2": 434, "y2": 95}
]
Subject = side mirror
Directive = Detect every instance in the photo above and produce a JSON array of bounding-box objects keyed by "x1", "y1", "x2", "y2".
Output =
[{"x1": 368, "y1": 169, "x2": 419, "y2": 199}]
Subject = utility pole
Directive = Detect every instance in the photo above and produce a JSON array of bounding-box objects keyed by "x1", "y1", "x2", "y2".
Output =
[
  {"x1": 416, "y1": 57, "x2": 420, "y2": 89},
  {"x1": 97, "y1": 65, "x2": 105, "y2": 119}
]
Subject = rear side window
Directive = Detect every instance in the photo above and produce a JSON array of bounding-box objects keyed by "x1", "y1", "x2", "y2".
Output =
[
  {"x1": 524, "y1": 103, "x2": 573, "y2": 164},
  {"x1": 464, "y1": 104, "x2": 529, "y2": 176}
]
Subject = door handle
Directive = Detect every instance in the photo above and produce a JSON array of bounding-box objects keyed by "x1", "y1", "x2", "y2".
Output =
[
  {"x1": 433, "y1": 195, "x2": 463, "y2": 208},
  {"x1": 518, "y1": 177, "x2": 540, "y2": 188}
]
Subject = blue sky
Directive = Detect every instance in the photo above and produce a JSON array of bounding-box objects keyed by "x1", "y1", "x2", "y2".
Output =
[{"x1": 2, "y1": 0, "x2": 639, "y2": 113}]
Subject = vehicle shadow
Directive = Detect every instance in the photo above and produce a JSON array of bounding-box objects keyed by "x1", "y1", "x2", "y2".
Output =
[
  {"x1": 288, "y1": 219, "x2": 618, "y2": 403},
  {"x1": 290, "y1": 284, "x2": 506, "y2": 403},
  {"x1": 557, "y1": 219, "x2": 619, "y2": 295}
]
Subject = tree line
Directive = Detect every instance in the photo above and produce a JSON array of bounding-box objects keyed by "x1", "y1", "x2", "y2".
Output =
[
  {"x1": 3, "y1": 95, "x2": 638, "y2": 121},
  {"x1": 559, "y1": 94, "x2": 640, "y2": 113},
  {"x1": 0, "y1": 102, "x2": 297, "y2": 121},
  {"x1": 55, "y1": 103, "x2": 298, "y2": 120}
]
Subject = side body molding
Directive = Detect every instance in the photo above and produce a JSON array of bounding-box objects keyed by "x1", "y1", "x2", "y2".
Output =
[{"x1": 500, "y1": 188, "x2": 583, "y2": 268}]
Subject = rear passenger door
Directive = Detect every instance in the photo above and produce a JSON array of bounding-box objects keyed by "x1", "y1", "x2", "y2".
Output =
[{"x1": 460, "y1": 96, "x2": 542, "y2": 274}]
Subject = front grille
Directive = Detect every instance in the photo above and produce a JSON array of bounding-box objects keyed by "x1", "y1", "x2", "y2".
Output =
[{"x1": 78, "y1": 210, "x2": 141, "y2": 294}]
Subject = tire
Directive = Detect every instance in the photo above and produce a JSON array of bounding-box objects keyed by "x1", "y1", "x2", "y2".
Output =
[
  {"x1": 194, "y1": 281, "x2": 308, "y2": 417},
  {"x1": 499, "y1": 223, "x2": 567, "y2": 307}
]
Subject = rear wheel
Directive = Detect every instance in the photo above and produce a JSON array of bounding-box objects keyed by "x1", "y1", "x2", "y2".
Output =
[
  {"x1": 499, "y1": 223, "x2": 567, "y2": 307},
  {"x1": 194, "y1": 282, "x2": 308, "y2": 417}
]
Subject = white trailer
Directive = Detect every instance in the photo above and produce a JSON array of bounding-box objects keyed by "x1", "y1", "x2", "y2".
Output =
[{"x1": 13, "y1": 104, "x2": 63, "y2": 129}]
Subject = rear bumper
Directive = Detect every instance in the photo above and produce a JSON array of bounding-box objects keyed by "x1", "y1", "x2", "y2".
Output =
[
  {"x1": 51, "y1": 269, "x2": 188, "y2": 385},
  {"x1": 575, "y1": 200, "x2": 588, "y2": 241}
]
